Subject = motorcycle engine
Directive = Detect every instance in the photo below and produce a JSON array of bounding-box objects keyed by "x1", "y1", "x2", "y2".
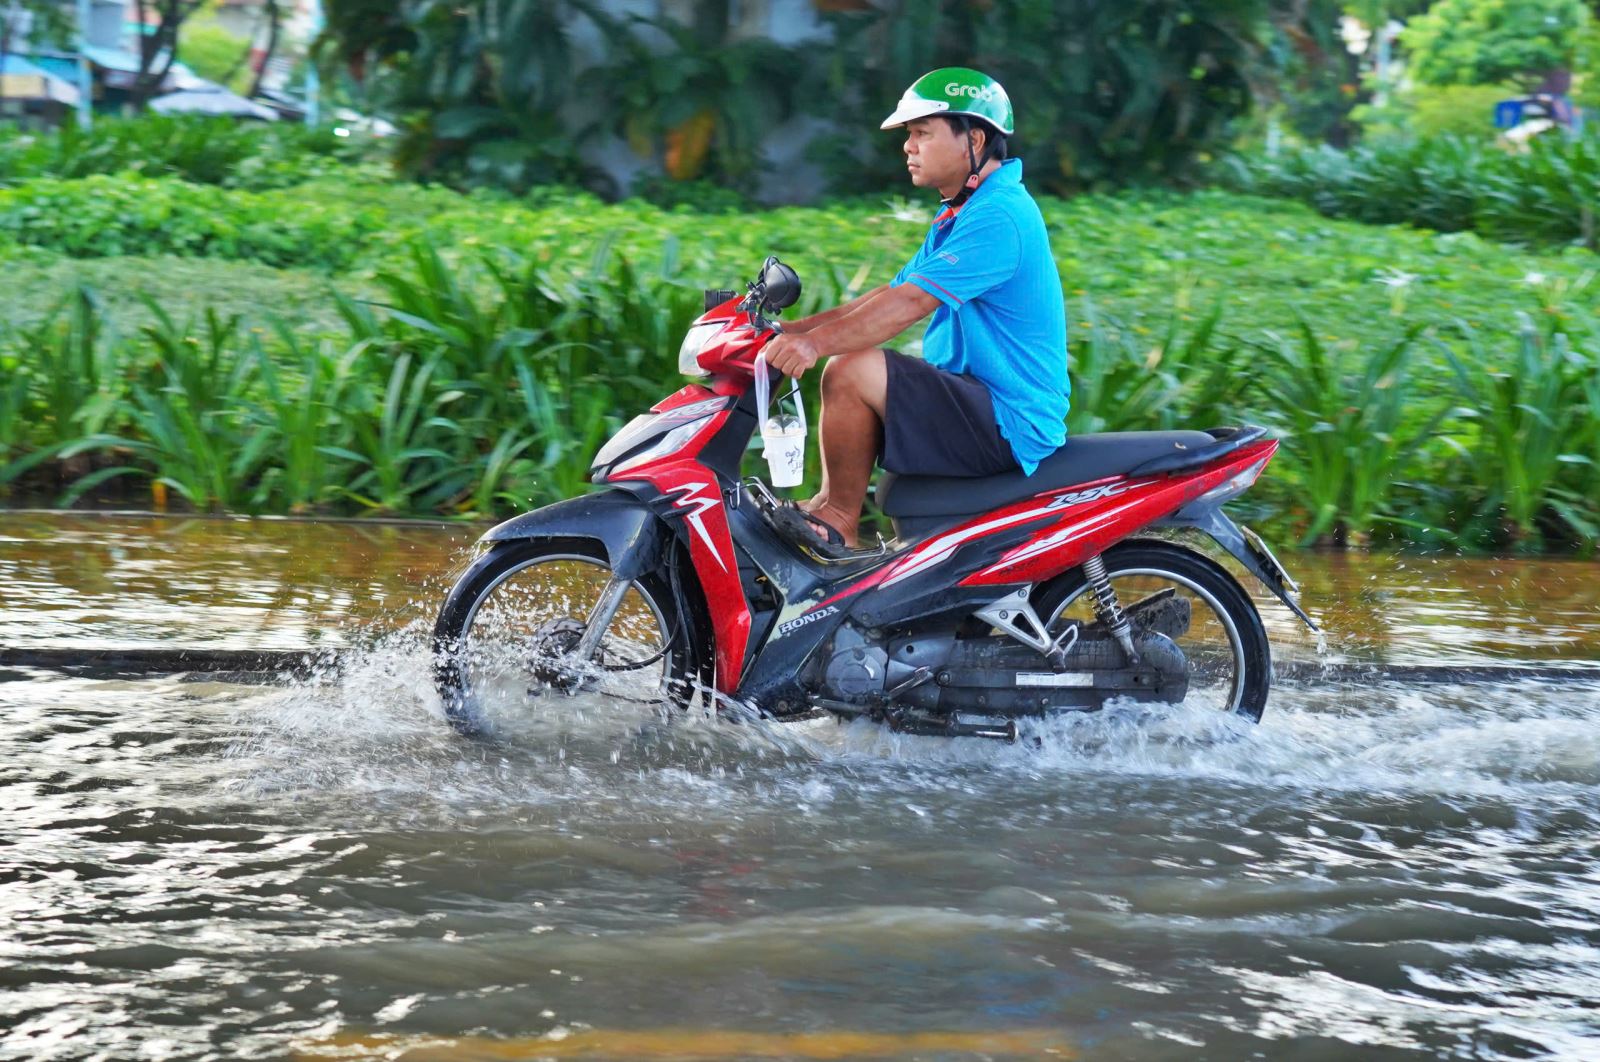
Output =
[
  {"x1": 821, "y1": 627, "x2": 888, "y2": 701},
  {"x1": 818, "y1": 625, "x2": 957, "y2": 704},
  {"x1": 814, "y1": 598, "x2": 1191, "y2": 714}
]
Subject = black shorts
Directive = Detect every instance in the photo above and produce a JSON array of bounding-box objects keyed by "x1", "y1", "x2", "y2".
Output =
[{"x1": 880, "y1": 348, "x2": 1019, "y2": 478}]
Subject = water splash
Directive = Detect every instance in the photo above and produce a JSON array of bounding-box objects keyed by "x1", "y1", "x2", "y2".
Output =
[{"x1": 223, "y1": 623, "x2": 1600, "y2": 819}]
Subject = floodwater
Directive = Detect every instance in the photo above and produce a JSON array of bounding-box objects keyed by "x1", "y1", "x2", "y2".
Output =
[{"x1": 2, "y1": 513, "x2": 1598, "y2": 1061}]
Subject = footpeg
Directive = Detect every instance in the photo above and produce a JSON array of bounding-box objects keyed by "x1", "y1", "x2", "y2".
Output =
[
  {"x1": 742, "y1": 478, "x2": 891, "y2": 564},
  {"x1": 889, "y1": 713, "x2": 1017, "y2": 742}
]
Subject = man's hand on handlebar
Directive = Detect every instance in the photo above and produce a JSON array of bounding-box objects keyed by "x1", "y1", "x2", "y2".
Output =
[{"x1": 764, "y1": 333, "x2": 824, "y2": 380}]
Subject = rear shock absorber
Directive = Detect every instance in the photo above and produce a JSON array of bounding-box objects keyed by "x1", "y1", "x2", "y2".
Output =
[{"x1": 1082, "y1": 553, "x2": 1140, "y2": 664}]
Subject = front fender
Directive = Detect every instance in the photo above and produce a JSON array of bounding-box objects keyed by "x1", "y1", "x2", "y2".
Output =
[{"x1": 480, "y1": 490, "x2": 668, "y2": 583}]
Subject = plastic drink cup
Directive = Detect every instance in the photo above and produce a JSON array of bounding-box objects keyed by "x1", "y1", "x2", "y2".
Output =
[
  {"x1": 752, "y1": 353, "x2": 807, "y2": 488},
  {"x1": 761, "y1": 413, "x2": 806, "y2": 488}
]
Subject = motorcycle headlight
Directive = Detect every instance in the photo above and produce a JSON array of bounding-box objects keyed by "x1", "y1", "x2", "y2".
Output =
[
  {"x1": 611, "y1": 420, "x2": 710, "y2": 476},
  {"x1": 677, "y1": 322, "x2": 723, "y2": 377},
  {"x1": 591, "y1": 397, "x2": 729, "y2": 481}
]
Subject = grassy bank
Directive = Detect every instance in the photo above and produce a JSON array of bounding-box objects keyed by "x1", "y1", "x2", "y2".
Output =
[
  {"x1": 3, "y1": 175, "x2": 1590, "y2": 344},
  {"x1": 3, "y1": 170, "x2": 1597, "y2": 551},
  {"x1": 1219, "y1": 133, "x2": 1600, "y2": 251}
]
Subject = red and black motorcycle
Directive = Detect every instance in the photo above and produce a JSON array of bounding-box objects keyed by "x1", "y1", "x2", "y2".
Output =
[{"x1": 432, "y1": 258, "x2": 1316, "y2": 740}]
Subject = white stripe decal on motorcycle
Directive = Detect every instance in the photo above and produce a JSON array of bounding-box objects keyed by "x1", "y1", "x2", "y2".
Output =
[
  {"x1": 668, "y1": 481, "x2": 728, "y2": 572},
  {"x1": 983, "y1": 498, "x2": 1146, "y2": 574},
  {"x1": 881, "y1": 502, "x2": 1061, "y2": 587}
]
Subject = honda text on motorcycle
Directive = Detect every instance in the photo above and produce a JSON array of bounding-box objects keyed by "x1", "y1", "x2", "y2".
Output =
[{"x1": 433, "y1": 257, "x2": 1316, "y2": 742}]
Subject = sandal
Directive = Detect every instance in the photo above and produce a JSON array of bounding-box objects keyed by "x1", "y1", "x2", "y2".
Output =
[{"x1": 768, "y1": 501, "x2": 857, "y2": 561}]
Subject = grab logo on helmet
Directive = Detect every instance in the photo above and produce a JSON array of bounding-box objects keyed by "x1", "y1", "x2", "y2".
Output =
[{"x1": 945, "y1": 82, "x2": 1001, "y2": 100}]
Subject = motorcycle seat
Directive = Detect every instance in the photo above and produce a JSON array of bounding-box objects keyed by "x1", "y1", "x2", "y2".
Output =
[{"x1": 876, "y1": 429, "x2": 1220, "y2": 532}]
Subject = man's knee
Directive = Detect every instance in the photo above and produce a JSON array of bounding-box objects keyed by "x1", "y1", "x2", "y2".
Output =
[{"x1": 821, "y1": 348, "x2": 887, "y2": 406}]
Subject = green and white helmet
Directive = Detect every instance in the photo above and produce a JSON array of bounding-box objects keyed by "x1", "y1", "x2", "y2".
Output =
[{"x1": 880, "y1": 67, "x2": 1014, "y2": 137}]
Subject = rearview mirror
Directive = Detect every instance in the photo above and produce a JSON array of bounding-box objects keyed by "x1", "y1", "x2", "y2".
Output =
[{"x1": 759, "y1": 257, "x2": 801, "y2": 312}]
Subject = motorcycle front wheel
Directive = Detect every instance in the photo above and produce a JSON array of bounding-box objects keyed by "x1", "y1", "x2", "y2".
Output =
[
  {"x1": 1035, "y1": 540, "x2": 1272, "y2": 721},
  {"x1": 432, "y1": 540, "x2": 698, "y2": 738}
]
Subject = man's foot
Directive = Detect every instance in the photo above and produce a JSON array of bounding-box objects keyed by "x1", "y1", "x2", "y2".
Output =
[
  {"x1": 800, "y1": 499, "x2": 859, "y2": 548},
  {"x1": 769, "y1": 503, "x2": 856, "y2": 561}
]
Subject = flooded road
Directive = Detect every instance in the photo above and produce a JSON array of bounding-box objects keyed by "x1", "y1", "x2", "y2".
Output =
[{"x1": 3, "y1": 514, "x2": 1598, "y2": 1060}]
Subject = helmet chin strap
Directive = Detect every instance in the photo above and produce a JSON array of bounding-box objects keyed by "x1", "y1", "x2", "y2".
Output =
[{"x1": 942, "y1": 116, "x2": 997, "y2": 211}]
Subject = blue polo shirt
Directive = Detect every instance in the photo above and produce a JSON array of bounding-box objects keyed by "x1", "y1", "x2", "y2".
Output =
[{"x1": 890, "y1": 158, "x2": 1069, "y2": 476}]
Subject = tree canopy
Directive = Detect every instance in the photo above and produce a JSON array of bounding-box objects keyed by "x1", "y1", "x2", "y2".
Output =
[
  {"x1": 1401, "y1": 0, "x2": 1591, "y2": 85},
  {"x1": 318, "y1": 0, "x2": 1277, "y2": 198}
]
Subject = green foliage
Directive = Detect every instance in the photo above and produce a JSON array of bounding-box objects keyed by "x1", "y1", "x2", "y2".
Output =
[
  {"x1": 813, "y1": 0, "x2": 1271, "y2": 194},
  {"x1": 334, "y1": 238, "x2": 706, "y2": 510},
  {"x1": 0, "y1": 174, "x2": 388, "y2": 268},
  {"x1": 0, "y1": 286, "x2": 123, "y2": 488},
  {"x1": 629, "y1": 175, "x2": 755, "y2": 214},
  {"x1": 99, "y1": 306, "x2": 280, "y2": 512},
  {"x1": 1264, "y1": 0, "x2": 1364, "y2": 147},
  {"x1": 252, "y1": 327, "x2": 367, "y2": 513},
  {"x1": 1353, "y1": 82, "x2": 1515, "y2": 142},
  {"x1": 1407, "y1": 83, "x2": 1519, "y2": 139},
  {"x1": 321, "y1": 0, "x2": 601, "y2": 192},
  {"x1": 4, "y1": 150, "x2": 1600, "y2": 546},
  {"x1": 1250, "y1": 321, "x2": 1445, "y2": 546},
  {"x1": 0, "y1": 251, "x2": 349, "y2": 333},
  {"x1": 0, "y1": 233, "x2": 724, "y2": 515},
  {"x1": 10, "y1": 165, "x2": 1588, "y2": 352},
  {"x1": 1220, "y1": 133, "x2": 1600, "y2": 248},
  {"x1": 320, "y1": 0, "x2": 1273, "y2": 197},
  {"x1": 1438, "y1": 312, "x2": 1595, "y2": 545},
  {"x1": 178, "y1": 19, "x2": 252, "y2": 93},
  {"x1": 0, "y1": 115, "x2": 387, "y2": 190},
  {"x1": 1066, "y1": 297, "x2": 1245, "y2": 435},
  {"x1": 1402, "y1": 0, "x2": 1590, "y2": 86},
  {"x1": 578, "y1": 7, "x2": 800, "y2": 188}
]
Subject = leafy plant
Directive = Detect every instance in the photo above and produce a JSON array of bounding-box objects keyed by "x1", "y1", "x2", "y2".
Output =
[
  {"x1": 0, "y1": 286, "x2": 125, "y2": 487},
  {"x1": 61, "y1": 345, "x2": 271, "y2": 511},
  {"x1": 1220, "y1": 132, "x2": 1600, "y2": 249},
  {"x1": 0, "y1": 347, "x2": 33, "y2": 486},
  {"x1": 1250, "y1": 320, "x2": 1445, "y2": 547},
  {"x1": 0, "y1": 174, "x2": 388, "y2": 268},
  {"x1": 0, "y1": 115, "x2": 379, "y2": 190},
  {"x1": 319, "y1": 0, "x2": 602, "y2": 192},
  {"x1": 342, "y1": 352, "x2": 463, "y2": 513},
  {"x1": 178, "y1": 17, "x2": 253, "y2": 93},
  {"x1": 1438, "y1": 312, "x2": 1591, "y2": 546},
  {"x1": 578, "y1": 6, "x2": 799, "y2": 188},
  {"x1": 317, "y1": 0, "x2": 1273, "y2": 197},
  {"x1": 1066, "y1": 297, "x2": 1244, "y2": 434},
  {"x1": 1407, "y1": 83, "x2": 1517, "y2": 140},
  {"x1": 252, "y1": 327, "x2": 369, "y2": 513}
]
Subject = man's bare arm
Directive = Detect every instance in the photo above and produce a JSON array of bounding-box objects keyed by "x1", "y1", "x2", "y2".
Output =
[
  {"x1": 810, "y1": 284, "x2": 938, "y2": 355},
  {"x1": 764, "y1": 284, "x2": 940, "y2": 378},
  {"x1": 782, "y1": 285, "x2": 890, "y2": 335}
]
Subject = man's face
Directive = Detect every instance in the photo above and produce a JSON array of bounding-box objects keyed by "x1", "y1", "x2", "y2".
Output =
[{"x1": 903, "y1": 117, "x2": 974, "y2": 194}]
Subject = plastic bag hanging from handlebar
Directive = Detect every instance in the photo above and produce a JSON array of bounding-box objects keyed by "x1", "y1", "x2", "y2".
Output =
[{"x1": 752, "y1": 353, "x2": 805, "y2": 432}]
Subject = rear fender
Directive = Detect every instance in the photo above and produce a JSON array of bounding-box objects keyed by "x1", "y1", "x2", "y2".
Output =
[
  {"x1": 481, "y1": 490, "x2": 668, "y2": 583},
  {"x1": 1156, "y1": 502, "x2": 1317, "y2": 631}
]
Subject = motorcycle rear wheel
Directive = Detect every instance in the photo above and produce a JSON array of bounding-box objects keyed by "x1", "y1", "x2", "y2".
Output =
[
  {"x1": 1035, "y1": 541, "x2": 1271, "y2": 721},
  {"x1": 432, "y1": 540, "x2": 698, "y2": 737}
]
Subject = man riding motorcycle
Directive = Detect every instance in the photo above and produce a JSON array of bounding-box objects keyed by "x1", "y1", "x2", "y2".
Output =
[
  {"x1": 432, "y1": 69, "x2": 1316, "y2": 741},
  {"x1": 763, "y1": 68, "x2": 1070, "y2": 553}
]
